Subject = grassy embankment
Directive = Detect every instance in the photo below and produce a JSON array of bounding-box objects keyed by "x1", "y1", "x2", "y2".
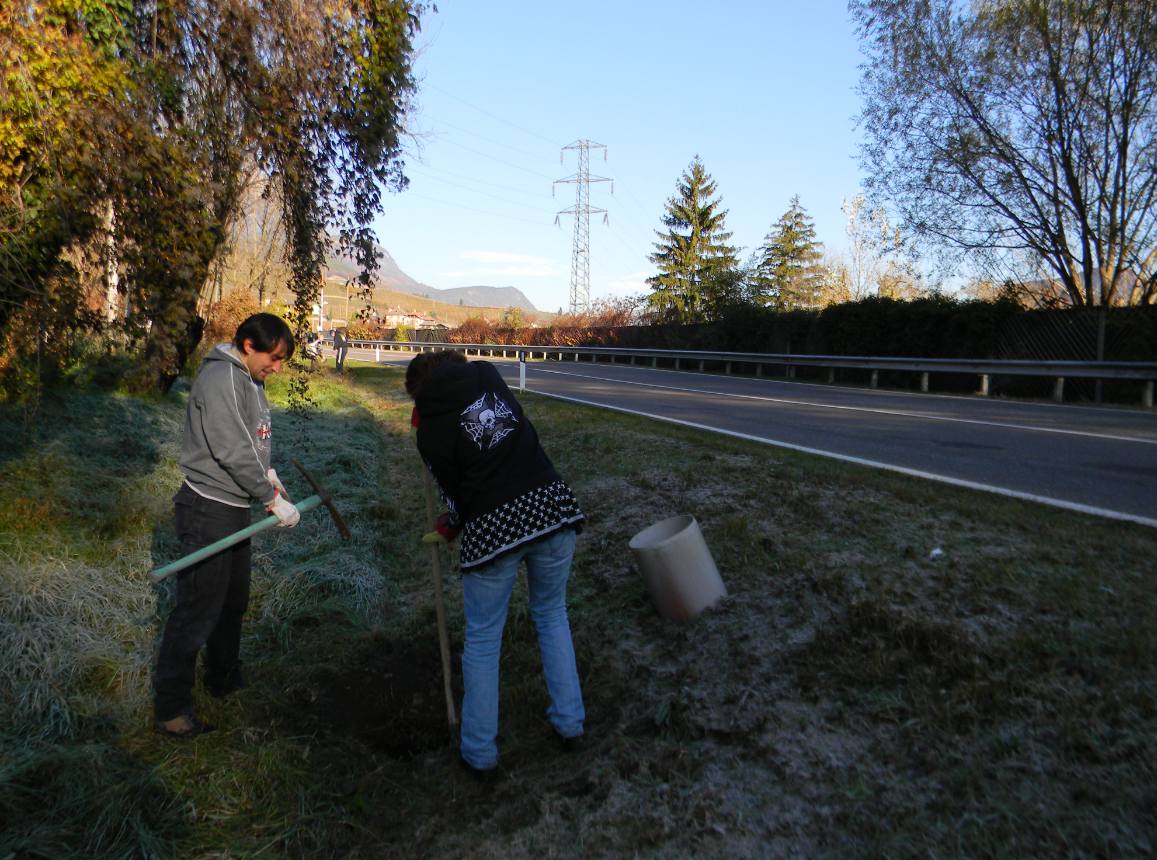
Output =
[{"x1": 0, "y1": 360, "x2": 1154, "y2": 858}]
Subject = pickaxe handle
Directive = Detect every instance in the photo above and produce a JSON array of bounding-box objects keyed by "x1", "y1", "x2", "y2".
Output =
[
  {"x1": 421, "y1": 459, "x2": 459, "y2": 740},
  {"x1": 292, "y1": 458, "x2": 351, "y2": 540},
  {"x1": 150, "y1": 495, "x2": 326, "y2": 582}
]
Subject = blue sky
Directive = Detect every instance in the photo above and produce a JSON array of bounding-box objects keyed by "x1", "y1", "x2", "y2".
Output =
[{"x1": 373, "y1": 1, "x2": 867, "y2": 314}]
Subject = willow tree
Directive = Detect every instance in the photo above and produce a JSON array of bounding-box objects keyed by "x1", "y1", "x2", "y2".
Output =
[
  {"x1": 2, "y1": 0, "x2": 427, "y2": 394},
  {"x1": 647, "y1": 157, "x2": 740, "y2": 323},
  {"x1": 852, "y1": 0, "x2": 1157, "y2": 306}
]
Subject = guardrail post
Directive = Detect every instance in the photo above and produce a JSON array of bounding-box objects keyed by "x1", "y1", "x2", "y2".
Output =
[
  {"x1": 630, "y1": 355, "x2": 635, "y2": 365},
  {"x1": 870, "y1": 370, "x2": 879, "y2": 389},
  {"x1": 827, "y1": 368, "x2": 834, "y2": 384},
  {"x1": 1053, "y1": 377, "x2": 1065, "y2": 402},
  {"x1": 1143, "y1": 380, "x2": 1153, "y2": 409},
  {"x1": 675, "y1": 358, "x2": 680, "y2": 370},
  {"x1": 756, "y1": 364, "x2": 762, "y2": 378},
  {"x1": 698, "y1": 360, "x2": 705, "y2": 372},
  {"x1": 725, "y1": 361, "x2": 731, "y2": 375},
  {"x1": 787, "y1": 366, "x2": 795, "y2": 379},
  {"x1": 920, "y1": 372, "x2": 930, "y2": 393},
  {"x1": 375, "y1": 346, "x2": 381, "y2": 362},
  {"x1": 652, "y1": 356, "x2": 657, "y2": 367},
  {"x1": 979, "y1": 374, "x2": 989, "y2": 396}
]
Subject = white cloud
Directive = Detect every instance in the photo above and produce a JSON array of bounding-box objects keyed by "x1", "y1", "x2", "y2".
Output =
[{"x1": 603, "y1": 271, "x2": 651, "y2": 296}]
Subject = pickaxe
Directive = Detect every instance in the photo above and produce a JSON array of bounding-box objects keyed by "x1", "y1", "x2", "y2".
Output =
[
  {"x1": 417, "y1": 440, "x2": 459, "y2": 743},
  {"x1": 150, "y1": 459, "x2": 350, "y2": 583}
]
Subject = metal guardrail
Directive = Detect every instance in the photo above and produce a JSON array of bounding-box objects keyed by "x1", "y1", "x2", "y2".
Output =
[{"x1": 341, "y1": 340, "x2": 1157, "y2": 408}]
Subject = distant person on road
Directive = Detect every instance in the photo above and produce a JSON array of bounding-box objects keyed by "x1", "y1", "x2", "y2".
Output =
[
  {"x1": 406, "y1": 349, "x2": 586, "y2": 778},
  {"x1": 153, "y1": 313, "x2": 301, "y2": 738},
  {"x1": 333, "y1": 328, "x2": 349, "y2": 373}
]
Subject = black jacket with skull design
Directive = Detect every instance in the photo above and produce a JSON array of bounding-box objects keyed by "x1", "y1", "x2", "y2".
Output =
[{"x1": 414, "y1": 360, "x2": 584, "y2": 571}]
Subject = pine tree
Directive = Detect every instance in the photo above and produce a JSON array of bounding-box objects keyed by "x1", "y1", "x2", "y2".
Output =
[
  {"x1": 753, "y1": 196, "x2": 826, "y2": 309},
  {"x1": 647, "y1": 157, "x2": 739, "y2": 323}
]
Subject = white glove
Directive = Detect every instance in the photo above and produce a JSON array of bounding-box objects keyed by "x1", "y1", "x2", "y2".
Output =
[
  {"x1": 269, "y1": 493, "x2": 300, "y2": 528},
  {"x1": 267, "y1": 468, "x2": 290, "y2": 501}
]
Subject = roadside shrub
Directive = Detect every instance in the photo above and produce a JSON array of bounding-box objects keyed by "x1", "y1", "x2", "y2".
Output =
[
  {"x1": 192, "y1": 289, "x2": 260, "y2": 369},
  {"x1": 451, "y1": 316, "x2": 499, "y2": 345}
]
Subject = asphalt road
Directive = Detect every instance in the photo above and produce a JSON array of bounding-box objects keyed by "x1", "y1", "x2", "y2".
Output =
[{"x1": 358, "y1": 348, "x2": 1157, "y2": 528}]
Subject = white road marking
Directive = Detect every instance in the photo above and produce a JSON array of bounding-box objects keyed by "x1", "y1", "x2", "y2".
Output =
[
  {"x1": 527, "y1": 389, "x2": 1157, "y2": 530},
  {"x1": 531, "y1": 366, "x2": 1157, "y2": 446}
]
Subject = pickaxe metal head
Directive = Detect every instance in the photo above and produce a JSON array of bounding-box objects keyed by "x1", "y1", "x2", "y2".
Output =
[{"x1": 292, "y1": 458, "x2": 351, "y2": 541}]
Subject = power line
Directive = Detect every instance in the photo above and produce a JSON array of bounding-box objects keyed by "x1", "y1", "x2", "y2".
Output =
[
  {"x1": 400, "y1": 191, "x2": 557, "y2": 229},
  {"x1": 427, "y1": 83, "x2": 561, "y2": 146},
  {"x1": 438, "y1": 137, "x2": 557, "y2": 180},
  {"x1": 409, "y1": 163, "x2": 549, "y2": 200},
  {"x1": 408, "y1": 167, "x2": 555, "y2": 211},
  {"x1": 424, "y1": 115, "x2": 547, "y2": 164}
]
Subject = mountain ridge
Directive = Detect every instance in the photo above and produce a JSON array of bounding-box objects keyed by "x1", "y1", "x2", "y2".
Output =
[{"x1": 325, "y1": 247, "x2": 540, "y2": 313}]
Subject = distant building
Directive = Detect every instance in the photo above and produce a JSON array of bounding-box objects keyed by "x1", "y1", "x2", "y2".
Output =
[{"x1": 382, "y1": 309, "x2": 447, "y2": 330}]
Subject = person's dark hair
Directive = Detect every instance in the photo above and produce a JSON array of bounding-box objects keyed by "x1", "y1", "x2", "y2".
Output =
[
  {"x1": 234, "y1": 313, "x2": 295, "y2": 359},
  {"x1": 405, "y1": 349, "x2": 467, "y2": 399}
]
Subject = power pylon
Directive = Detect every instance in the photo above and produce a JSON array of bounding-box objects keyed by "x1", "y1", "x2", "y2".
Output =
[{"x1": 554, "y1": 140, "x2": 612, "y2": 313}]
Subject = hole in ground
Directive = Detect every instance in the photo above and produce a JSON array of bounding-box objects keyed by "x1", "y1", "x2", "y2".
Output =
[{"x1": 283, "y1": 632, "x2": 458, "y2": 757}]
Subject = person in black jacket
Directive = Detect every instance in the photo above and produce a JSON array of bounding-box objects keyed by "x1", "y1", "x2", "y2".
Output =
[
  {"x1": 333, "y1": 328, "x2": 349, "y2": 372},
  {"x1": 406, "y1": 350, "x2": 585, "y2": 776}
]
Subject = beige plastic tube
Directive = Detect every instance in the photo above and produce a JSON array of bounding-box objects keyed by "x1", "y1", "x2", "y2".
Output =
[{"x1": 629, "y1": 515, "x2": 727, "y2": 623}]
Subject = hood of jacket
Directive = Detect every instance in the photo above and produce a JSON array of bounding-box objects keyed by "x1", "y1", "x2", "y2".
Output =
[{"x1": 415, "y1": 360, "x2": 484, "y2": 418}]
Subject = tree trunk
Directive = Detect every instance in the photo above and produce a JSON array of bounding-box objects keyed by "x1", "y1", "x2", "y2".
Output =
[
  {"x1": 126, "y1": 311, "x2": 205, "y2": 395},
  {"x1": 103, "y1": 201, "x2": 121, "y2": 323}
]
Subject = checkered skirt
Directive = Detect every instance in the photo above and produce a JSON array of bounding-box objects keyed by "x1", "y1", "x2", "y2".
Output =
[{"x1": 459, "y1": 480, "x2": 584, "y2": 571}]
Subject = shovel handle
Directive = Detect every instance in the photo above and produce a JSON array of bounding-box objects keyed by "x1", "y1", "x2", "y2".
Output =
[{"x1": 150, "y1": 494, "x2": 324, "y2": 582}]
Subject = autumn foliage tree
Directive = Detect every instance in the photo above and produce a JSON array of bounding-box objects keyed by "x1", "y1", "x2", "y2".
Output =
[
  {"x1": 0, "y1": 0, "x2": 131, "y2": 395},
  {"x1": 1, "y1": 0, "x2": 428, "y2": 397}
]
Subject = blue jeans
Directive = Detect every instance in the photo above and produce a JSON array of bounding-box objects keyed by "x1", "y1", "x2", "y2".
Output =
[{"x1": 459, "y1": 527, "x2": 584, "y2": 770}]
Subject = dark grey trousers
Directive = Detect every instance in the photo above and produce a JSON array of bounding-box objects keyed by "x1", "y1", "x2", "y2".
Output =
[{"x1": 154, "y1": 484, "x2": 251, "y2": 721}]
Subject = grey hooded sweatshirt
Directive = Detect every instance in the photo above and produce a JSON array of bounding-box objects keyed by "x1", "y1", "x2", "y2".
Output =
[{"x1": 180, "y1": 344, "x2": 278, "y2": 508}]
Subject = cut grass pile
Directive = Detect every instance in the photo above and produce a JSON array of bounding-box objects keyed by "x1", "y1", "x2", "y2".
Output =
[{"x1": 0, "y1": 360, "x2": 1154, "y2": 858}]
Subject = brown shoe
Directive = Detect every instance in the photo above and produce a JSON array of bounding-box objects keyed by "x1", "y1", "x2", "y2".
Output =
[{"x1": 154, "y1": 713, "x2": 214, "y2": 738}]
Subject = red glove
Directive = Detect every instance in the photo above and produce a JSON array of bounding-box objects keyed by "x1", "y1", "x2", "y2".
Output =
[
  {"x1": 410, "y1": 407, "x2": 420, "y2": 429},
  {"x1": 435, "y1": 511, "x2": 460, "y2": 541},
  {"x1": 421, "y1": 511, "x2": 461, "y2": 544}
]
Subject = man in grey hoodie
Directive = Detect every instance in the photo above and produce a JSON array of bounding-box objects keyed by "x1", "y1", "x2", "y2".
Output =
[{"x1": 154, "y1": 313, "x2": 301, "y2": 737}]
